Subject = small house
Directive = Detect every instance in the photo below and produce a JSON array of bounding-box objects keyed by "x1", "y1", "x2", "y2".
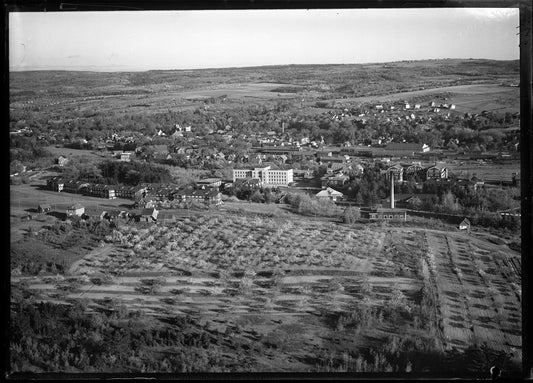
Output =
[
  {"x1": 66, "y1": 203, "x2": 85, "y2": 217},
  {"x1": 57, "y1": 155, "x2": 69, "y2": 167},
  {"x1": 140, "y1": 207, "x2": 159, "y2": 223},
  {"x1": 196, "y1": 178, "x2": 222, "y2": 189},
  {"x1": 458, "y1": 218, "x2": 471, "y2": 231},
  {"x1": 120, "y1": 152, "x2": 132, "y2": 162},
  {"x1": 37, "y1": 204, "x2": 52, "y2": 214},
  {"x1": 101, "y1": 210, "x2": 126, "y2": 221},
  {"x1": 316, "y1": 187, "x2": 344, "y2": 202}
]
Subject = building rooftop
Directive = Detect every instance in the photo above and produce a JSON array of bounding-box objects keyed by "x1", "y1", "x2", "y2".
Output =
[
  {"x1": 316, "y1": 187, "x2": 343, "y2": 197},
  {"x1": 197, "y1": 178, "x2": 222, "y2": 183},
  {"x1": 385, "y1": 142, "x2": 427, "y2": 151}
]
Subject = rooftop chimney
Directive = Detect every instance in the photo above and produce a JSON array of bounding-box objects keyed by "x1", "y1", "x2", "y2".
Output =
[{"x1": 390, "y1": 173, "x2": 395, "y2": 209}]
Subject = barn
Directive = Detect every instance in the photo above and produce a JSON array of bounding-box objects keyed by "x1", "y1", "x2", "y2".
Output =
[{"x1": 458, "y1": 218, "x2": 471, "y2": 230}]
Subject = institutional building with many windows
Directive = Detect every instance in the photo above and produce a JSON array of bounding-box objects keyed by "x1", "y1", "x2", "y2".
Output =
[{"x1": 232, "y1": 166, "x2": 293, "y2": 186}]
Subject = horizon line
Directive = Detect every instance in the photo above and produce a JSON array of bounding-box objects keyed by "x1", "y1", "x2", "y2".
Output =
[{"x1": 9, "y1": 58, "x2": 519, "y2": 74}]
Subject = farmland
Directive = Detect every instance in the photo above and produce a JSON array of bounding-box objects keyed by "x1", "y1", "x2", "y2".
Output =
[
  {"x1": 10, "y1": 59, "x2": 518, "y2": 118},
  {"x1": 9, "y1": 58, "x2": 522, "y2": 376},
  {"x1": 446, "y1": 161, "x2": 520, "y2": 182},
  {"x1": 10, "y1": 212, "x2": 521, "y2": 374},
  {"x1": 324, "y1": 84, "x2": 520, "y2": 114}
]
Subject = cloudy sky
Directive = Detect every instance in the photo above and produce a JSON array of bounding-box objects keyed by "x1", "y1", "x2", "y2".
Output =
[{"x1": 9, "y1": 8, "x2": 519, "y2": 71}]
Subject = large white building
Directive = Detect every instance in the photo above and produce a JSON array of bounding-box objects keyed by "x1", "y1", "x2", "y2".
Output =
[{"x1": 232, "y1": 166, "x2": 293, "y2": 186}]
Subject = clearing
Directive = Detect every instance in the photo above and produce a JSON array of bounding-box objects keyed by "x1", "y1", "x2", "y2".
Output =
[{"x1": 11, "y1": 212, "x2": 521, "y2": 372}]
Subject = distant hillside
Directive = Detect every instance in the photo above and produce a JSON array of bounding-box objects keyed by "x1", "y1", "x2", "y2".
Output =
[{"x1": 10, "y1": 59, "x2": 519, "y2": 102}]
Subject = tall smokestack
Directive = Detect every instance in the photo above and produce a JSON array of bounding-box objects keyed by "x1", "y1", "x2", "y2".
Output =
[{"x1": 390, "y1": 173, "x2": 395, "y2": 209}]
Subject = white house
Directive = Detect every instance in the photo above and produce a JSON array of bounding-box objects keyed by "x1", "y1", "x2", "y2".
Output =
[
  {"x1": 316, "y1": 187, "x2": 343, "y2": 202},
  {"x1": 66, "y1": 203, "x2": 85, "y2": 217},
  {"x1": 458, "y1": 218, "x2": 470, "y2": 230}
]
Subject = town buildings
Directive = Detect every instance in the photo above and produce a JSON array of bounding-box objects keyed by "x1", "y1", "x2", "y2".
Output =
[
  {"x1": 426, "y1": 164, "x2": 449, "y2": 180},
  {"x1": 382, "y1": 142, "x2": 430, "y2": 157},
  {"x1": 360, "y1": 207, "x2": 407, "y2": 220},
  {"x1": 232, "y1": 165, "x2": 293, "y2": 187},
  {"x1": 88, "y1": 184, "x2": 117, "y2": 199},
  {"x1": 115, "y1": 185, "x2": 148, "y2": 200},
  {"x1": 173, "y1": 188, "x2": 223, "y2": 206},
  {"x1": 196, "y1": 178, "x2": 222, "y2": 189}
]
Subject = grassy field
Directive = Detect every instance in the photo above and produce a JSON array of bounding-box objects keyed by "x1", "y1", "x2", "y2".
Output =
[
  {"x1": 446, "y1": 161, "x2": 520, "y2": 182},
  {"x1": 10, "y1": 211, "x2": 521, "y2": 373},
  {"x1": 321, "y1": 84, "x2": 520, "y2": 114},
  {"x1": 44, "y1": 146, "x2": 107, "y2": 161}
]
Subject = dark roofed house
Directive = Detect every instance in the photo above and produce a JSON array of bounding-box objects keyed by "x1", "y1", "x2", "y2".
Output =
[
  {"x1": 402, "y1": 163, "x2": 424, "y2": 176},
  {"x1": 426, "y1": 164, "x2": 449, "y2": 180},
  {"x1": 64, "y1": 180, "x2": 90, "y2": 194},
  {"x1": 89, "y1": 184, "x2": 117, "y2": 199},
  {"x1": 196, "y1": 178, "x2": 222, "y2": 189},
  {"x1": 512, "y1": 172, "x2": 520, "y2": 187},
  {"x1": 140, "y1": 207, "x2": 159, "y2": 223},
  {"x1": 384, "y1": 142, "x2": 430, "y2": 157},
  {"x1": 116, "y1": 184, "x2": 147, "y2": 200},
  {"x1": 321, "y1": 174, "x2": 350, "y2": 188},
  {"x1": 38, "y1": 204, "x2": 52, "y2": 214},
  {"x1": 385, "y1": 163, "x2": 404, "y2": 182},
  {"x1": 135, "y1": 196, "x2": 157, "y2": 209},
  {"x1": 360, "y1": 207, "x2": 406, "y2": 221},
  {"x1": 47, "y1": 176, "x2": 65, "y2": 191},
  {"x1": 383, "y1": 193, "x2": 437, "y2": 208},
  {"x1": 102, "y1": 210, "x2": 126, "y2": 221}
]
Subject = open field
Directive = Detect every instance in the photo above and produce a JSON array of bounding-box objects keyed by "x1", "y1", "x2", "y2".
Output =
[
  {"x1": 44, "y1": 146, "x2": 107, "y2": 161},
  {"x1": 446, "y1": 161, "x2": 520, "y2": 182},
  {"x1": 10, "y1": 181, "x2": 134, "y2": 213},
  {"x1": 424, "y1": 230, "x2": 520, "y2": 356},
  {"x1": 11, "y1": 212, "x2": 521, "y2": 373},
  {"x1": 320, "y1": 84, "x2": 520, "y2": 114},
  {"x1": 10, "y1": 59, "x2": 518, "y2": 118}
]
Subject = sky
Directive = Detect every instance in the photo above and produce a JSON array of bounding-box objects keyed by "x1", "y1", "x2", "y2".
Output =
[{"x1": 9, "y1": 8, "x2": 520, "y2": 72}]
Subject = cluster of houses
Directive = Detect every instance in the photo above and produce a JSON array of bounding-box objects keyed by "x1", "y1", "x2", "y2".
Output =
[
  {"x1": 384, "y1": 162, "x2": 448, "y2": 182},
  {"x1": 38, "y1": 175, "x2": 226, "y2": 225},
  {"x1": 46, "y1": 176, "x2": 224, "y2": 209},
  {"x1": 37, "y1": 201, "x2": 175, "y2": 225},
  {"x1": 47, "y1": 176, "x2": 146, "y2": 200}
]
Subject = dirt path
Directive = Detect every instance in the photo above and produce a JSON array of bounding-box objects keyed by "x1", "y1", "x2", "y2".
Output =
[{"x1": 68, "y1": 244, "x2": 114, "y2": 275}]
